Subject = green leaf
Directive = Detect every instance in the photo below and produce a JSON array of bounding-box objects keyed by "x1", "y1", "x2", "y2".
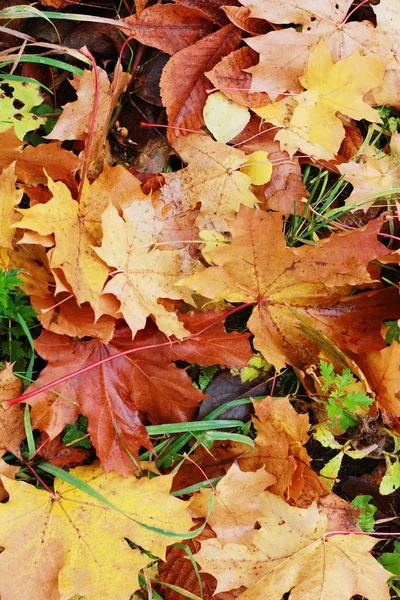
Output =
[
  {"x1": 198, "y1": 365, "x2": 219, "y2": 392},
  {"x1": 385, "y1": 320, "x2": 400, "y2": 344},
  {"x1": 320, "y1": 360, "x2": 335, "y2": 390},
  {"x1": 0, "y1": 79, "x2": 46, "y2": 139},
  {"x1": 380, "y1": 458, "x2": 400, "y2": 495},
  {"x1": 378, "y1": 541, "x2": 400, "y2": 575},
  {"x1": 320, "y1": 452, "x2": 344, "y2": 489},
  {"x1": 62, "y1": 416, "x2": 91, "y2": 449},
  {"x1": 351, "y1": 495, "x2": 377, "y2": 532}
]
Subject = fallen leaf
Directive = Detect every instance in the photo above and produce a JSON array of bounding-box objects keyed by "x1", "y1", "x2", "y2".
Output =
[
  {"x1": 214, "y1": 397, "x2": 329, "y2": 505},
  {"x1": 172, "y1": 0, "x2": 239, "y2": 24},
  {"x1": 357, "y1": 341, "x2": 400, "y2": 420},
  {"x1": 37, "y1": 433, "x2": 91, "y2": 469},
  {"x1": 206, "y1": 46, "x2": 271, "y2": 107},
  {"x1": 203, "y1": 92, "x2": 250, "y2": 143},
  {"x1": 95, "y1": 200, "x2": 196, "y2": 338},
  {"x1": 0, "y1": 364, "x2": 24, "y2": 458},
  {"x1": 15, "y1": 176, "x2": 111, "y2": 313},
  {"x1": 222, "y1": 5, "x2": 270, "y2": 35},
  {"x1": 273, "y1": 41, "x2": 388, "y2": 159},
  {"x1": 26, "y1": 311, "x2": 251, "y2": 474},
  {"x1": 238, "y1": 0, "x2": 353, "y2": 25},
  {"x1": 339, "y1": 138, "x2": 400, "y2": 212},
  {"x1": 46, "y1": 63, "x2": 131, "y2": 177},
  {"x1": 0, "y1": 162, "x2": 22, "y2": 249},
  {"x1": 121, "y1": 4, "x2": 214, "y2": 55},
  {"x1": 0, "y1": 463, "x2": 193, "y2": 600},
  {"x1": 160, "y1": 25, "x2": 241, "y2": 141},
  {"x1": 31, "y1": 293, "x2": 116, "y2": 342},
  {"x1": 161, "y1": 134, "x2": 259, "y2": 230},
  {"x1": 229, "y1": 116, "x2": 309, "y2": 217},
  {"x1": 179, "y1": 207, "x2": 398, "y2": 370},
  {"x1": 0, "y1": 79, "x2": 46, "y2": 139},
  {"x1": 195, "y1": 490, "x2": 391, "y2": 600},
  {"x1": 0, "y1": 128, "x2": 79, "y2": 189},
  {"x1": 191, "y1": 462, "x2": 275, "y2": 544}
]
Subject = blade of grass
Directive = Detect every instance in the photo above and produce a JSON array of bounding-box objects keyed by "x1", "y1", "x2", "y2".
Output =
[
  {"x1": 0, "y1": 73, "x2": 53, "y2": 94},
  {"x1": 171, "y1": 476, "x2": 223, "y2": 497},
  {"x1": 0, "y1": 56, "x2": 84, "y2": 76},
  {"x1": 146, "y1": 420, "x2": 244, "y2": 435},
  {"x1": 23, "y1": 405, "x2": 35, "y2": 458}
]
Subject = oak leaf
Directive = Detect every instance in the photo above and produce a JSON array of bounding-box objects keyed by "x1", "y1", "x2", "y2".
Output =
[
  {"x1": 161, "y1": 134, "x2": 260, "y2": 230},
  {"x1": 195, "y1": 490, "x2": 391, "y2": 600},
  {"x1": 121, "y1": 4, "x2": 214, "y2": 55},
  {"x1": 46, "y1": 63, "x2": 130, "y2": 177},
  {"x1": 190, "y1": 463, "x2": 275, "y2": 544},
  {"x1": 0, "y1": 464, "x2": 193, "y2": 600},
  {"x1": 0, "y1": 364, "x2": 24, "y2": 458},
  {"x1": 26, "y1": 311, "x2": 251, "y2": 475},
  {"x1": 160, "y1": 25, "x2": 241, "y2": 141},
  {"x1": 180, "y1": 206, "x2": 398, "y2": 370}
]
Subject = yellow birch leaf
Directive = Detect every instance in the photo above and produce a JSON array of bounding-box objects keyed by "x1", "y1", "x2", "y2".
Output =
[{"x1": 203, "y1": 92, "x2": 250, "y2": 143}]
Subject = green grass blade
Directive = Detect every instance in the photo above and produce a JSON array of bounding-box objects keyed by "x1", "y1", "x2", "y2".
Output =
[
  {"x1": 0, "y1": 74, "x2": 53, "y2": 94},
  {"x1": 171, "y1": 476, "x2": 223, "y2": 497},
  {"x1": 0, "y1": 56, "x2": 84, "y2": 76},
  {"x1": 23, "y1": 404, "x2": 35, "y2": 458},
  {"x1": 146, "y1": 420, "x2": 244, "y2": 435}
]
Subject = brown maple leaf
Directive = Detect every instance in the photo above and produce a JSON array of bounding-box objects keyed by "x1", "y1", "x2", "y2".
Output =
[
  {"x1": 180, "y1": 206, "x2": 399, "y2": 370},
  {"x1": 25, "y1": 310, "x2": 251, "y2": 475},
  {"x1": 0, "y1": 364, "x2": 24, "y2": 459}
]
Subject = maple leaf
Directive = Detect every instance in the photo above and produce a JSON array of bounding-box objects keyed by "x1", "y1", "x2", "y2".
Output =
[
  {"x1": 121, "y1": 4, "x2": 214, "y2": 55},
  {"x1": 161, "y1": 134, "x2": 260, "y2": 230},
  {"x1": 0, "y1": 464, "x2": 193, "y2": 600},
  {"x1": 46, "y1": 63, "x2": 130, "y2": 177},
  {"x1": 339, "y1": 140, "x2": 400, "y2": 212},
  {"x1": 31, "y1": 293, "x2": 116, "y2": 342},
  {"x1": 25, "y1": 311, "x2": 251, "y2": 475},
  {"x1": 0, "y1": 162, "x2": 22, "y2": 249},
  {"x1": 268, "y1": 41, "x2": 388, "y2": 160},
  {"x1": 357, "y1": 341, "x2": 400, "y2": 421},
  {"x1": 94, "y1": 199, "x2": 197, "y2": 339},
  {"x1": 195, "y1": 490, "x2": 391, "y2": 600},
  {"x1": 0, "y1": 364, "x2": 24, "y2": 458},
  {"x1": 191, "y1": 463, "x2": 275, "y2": 545},
  {"x1": 179, "y1": 206, "x2": 399, "y2": 371},
  {"x1": 238, "y1": 0, "x2": 353, "y2": 26},
  {"x1": 160, "y1": 25, "x2": 241, "y2": 141},
  {"x1": 14, "y1": 166, "x2": 143, "y2": 313},
  {"x1": 229, "y1": 116, "x2": 309, "y2": 217},
  {"x1": 222, "y1": 5, "x2": 270, "y2": 36},
  {"x1": 0, "y1": 128, "x2": 79, "y2": 189},
  {"x1": 14, "y1": 176, "x2": 110, "y2": 312}
]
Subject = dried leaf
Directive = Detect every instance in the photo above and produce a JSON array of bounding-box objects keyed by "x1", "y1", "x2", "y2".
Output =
[
  {"x1": 160, "y1": 25, "x2": 241, "y2": 141},
  {"x1": 0, "y1": 364, "x2": 24, "y2": 458}
]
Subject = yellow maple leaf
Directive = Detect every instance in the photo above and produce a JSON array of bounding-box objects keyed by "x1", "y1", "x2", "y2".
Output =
[
  {"x1": 162, "y1": 134, "x2": 260, "y2": 230},
  {"x1": 195, "y1": 490, "x2": 391, "y2": 600},
  {"x1": 0, "y1": 162, "x2": 22, "y2": 249},
  {"x1": 0, "y1": 464, "x2": 193, "y2": 600},
  {"x1": 95, "y1": 200, "x2": 197, "y2": 338},
  {"x1": 258, "y1": 41, "x2": 388, "y2": 160}
]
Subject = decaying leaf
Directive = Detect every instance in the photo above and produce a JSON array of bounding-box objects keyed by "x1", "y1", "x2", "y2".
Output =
[
  {"x1": 0, "y1": 162, "x2": 22, "y2": 249},
  {"x1": 0, "y1": 464, "x2": 193, "y2": 600}
]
